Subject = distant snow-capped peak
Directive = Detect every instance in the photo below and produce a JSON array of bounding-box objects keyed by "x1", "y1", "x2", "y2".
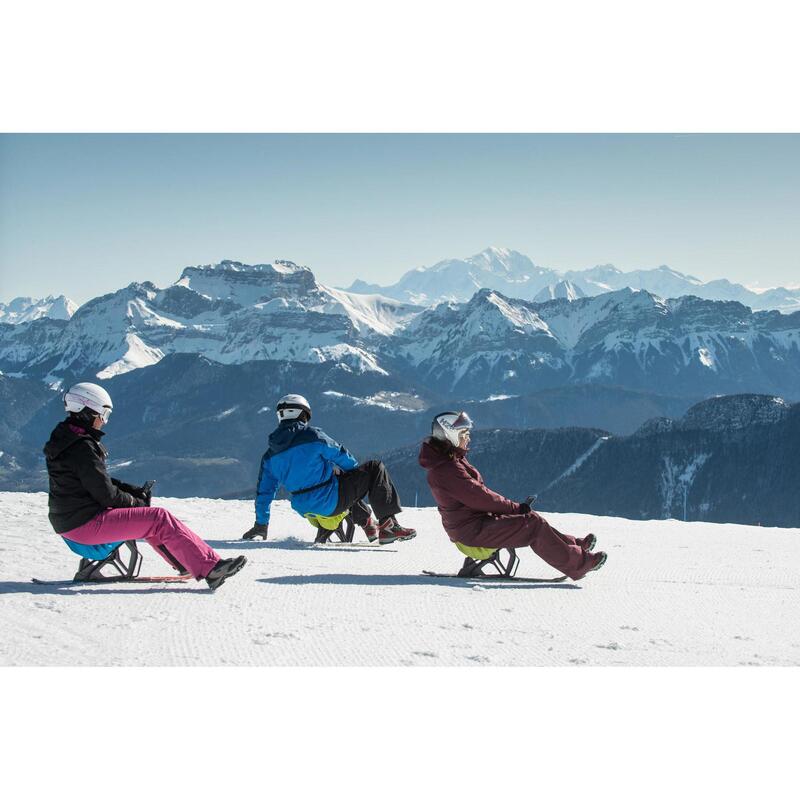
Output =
[
  {"x1": 468, "y1": 246, "x2": 540, "y2": 276},
  {"x1": 0, "y1": 295, "x2": 78, "y2": 324},
  {"x1": 345, "y1": 247, "x2": 800, "y2": 313},
  {"x1": 370, "y1": 247, "x2": 559, "y2": 306}
]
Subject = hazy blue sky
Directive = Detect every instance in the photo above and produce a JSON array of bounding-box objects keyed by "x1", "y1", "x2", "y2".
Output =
[{"x1": 1, "y1": 133, "x2": 798, "y2": 304}]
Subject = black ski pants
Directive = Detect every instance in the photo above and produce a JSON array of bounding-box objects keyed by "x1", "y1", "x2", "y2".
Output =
[{"x1": 333, "y1": 460, "x2": 402, "y2": 526}]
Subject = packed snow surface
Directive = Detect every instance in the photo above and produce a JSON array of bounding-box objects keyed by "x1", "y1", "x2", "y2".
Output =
[{"x1": 1, "y1": 492, "x2": 798, "y2": 666}]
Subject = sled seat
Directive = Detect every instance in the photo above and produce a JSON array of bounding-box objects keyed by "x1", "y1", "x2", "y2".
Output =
[
  {"x1": 454, "y1": 542, "x2": 520, "y2": 578},
  {"x1": 62, "y1": 538, "x2": 143, "y2": 582},
  {"x1": 304, "y1": 511, "x2": 355, "y2": 544}
]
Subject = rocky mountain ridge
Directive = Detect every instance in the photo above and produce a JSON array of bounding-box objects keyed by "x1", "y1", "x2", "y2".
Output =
[{"x1": 3, "y1": 260, "x2": 800, "y2": 404}]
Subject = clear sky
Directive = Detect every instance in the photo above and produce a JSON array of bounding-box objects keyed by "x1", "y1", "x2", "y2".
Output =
[{"x1": 1, "y1": 133, "x2": 798, "y2": 304}]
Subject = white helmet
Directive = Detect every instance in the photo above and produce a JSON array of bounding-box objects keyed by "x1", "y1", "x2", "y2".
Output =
[
  {"x1": 63, "y1": 382, "x2": 113, "y2": 423},
  {"x1": 276, "y1": 394, "x2": 311, "y2": 422},
  {"x1": 431, "y1": 411, "x2": 473, "y2": 447}
]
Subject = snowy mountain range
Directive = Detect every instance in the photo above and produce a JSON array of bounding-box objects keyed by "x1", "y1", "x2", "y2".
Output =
[
  {"x1": 0, "y1": 260, "x2": 418, "y2": 385},
  {"x1": 346, "y1": 246, "x2": 800, "y2": 313},
  {"x1": 0, "y1": 295, "x2": 77, "y2": 324},
  {"x1": 391, "y1": 287, "x2": 800, "y2": 398},
  {"x1": 2, "y1": 259, "x2": 800, "y2": 404}
]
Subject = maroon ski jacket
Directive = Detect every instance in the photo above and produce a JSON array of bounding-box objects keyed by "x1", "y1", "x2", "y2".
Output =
[{"x1": 418, "y1": 438, "x2": 524, "y2": 541}]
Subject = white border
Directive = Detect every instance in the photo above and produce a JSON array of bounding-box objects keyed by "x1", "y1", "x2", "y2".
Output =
[
  {"x1": 1, "y1": 667, "x2": 797, "y2": 798},
  {"x1": 2, "y1": 1, "x2": 799, "y2": 132}
]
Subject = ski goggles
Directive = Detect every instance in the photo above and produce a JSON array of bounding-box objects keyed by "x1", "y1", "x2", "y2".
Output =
[
  {"x1": 451, "y1": 411, "x2": 474, "y2": 431},
  {"x1": 98, "y1": 406, "x2": 113, "y2": 423}
]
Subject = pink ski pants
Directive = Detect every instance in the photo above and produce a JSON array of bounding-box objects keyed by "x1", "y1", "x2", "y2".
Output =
[{"x1": 62, "y1": 506, "x2": 221, "y2": 580}]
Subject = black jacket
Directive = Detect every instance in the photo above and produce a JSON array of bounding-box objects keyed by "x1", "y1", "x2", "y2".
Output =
[{"x1": 43, "y1": 420, "x2": 146, "y2": 534}]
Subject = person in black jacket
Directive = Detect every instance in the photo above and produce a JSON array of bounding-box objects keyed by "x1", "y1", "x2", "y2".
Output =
[{"x1": 44, "y1": 382, "x2": 246, "y2": 590}]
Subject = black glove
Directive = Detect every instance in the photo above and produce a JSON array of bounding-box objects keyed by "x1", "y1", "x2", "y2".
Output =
[
  {"x1": 243, "y1": 523, "x2": 269, "y2": 541},
  {"x1": 112, "y1": 478, "x2": 139, "y2": 495},
  {"x1": 519, "y1": 495, "x2": 537, "y2": 514},
  {"x1": 112, "y1": 478, "x2": 152, "y2": 506},
  {"x1": 130, "y1": 480, "x2": 155, "y2": 506}
]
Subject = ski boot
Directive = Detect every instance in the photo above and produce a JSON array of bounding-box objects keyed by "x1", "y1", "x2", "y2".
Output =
[
  {"x1": 376, "y1": 516, "x2": 417, "y2": 545},
  {"x1": 580, "y1": 533, "x2": 597, "y2": 552},
  {"x1": 205, "y1": 555, "x2": 247, "y2": 590},
  {"x1": 243, "y1": 524, "x2": 268, "y2": 541},
  {"x1": 573, "y1": 551, "x2": 607, "y2": 580}
]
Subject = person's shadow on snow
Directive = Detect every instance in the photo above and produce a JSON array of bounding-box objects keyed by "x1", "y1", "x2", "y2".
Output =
[
  {"x1": 259, "y1": 574, "x2": 580, "y2": 589},
  {"x1": 207, "y1": 536, "x2": 311, "y2": 550}
]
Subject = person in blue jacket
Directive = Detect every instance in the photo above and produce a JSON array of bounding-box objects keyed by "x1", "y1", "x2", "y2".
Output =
[{"x1": 241, "y1": 394, "x2": 416, "y2": 545}]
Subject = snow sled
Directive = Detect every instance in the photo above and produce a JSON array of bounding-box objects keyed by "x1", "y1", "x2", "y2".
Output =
[
  {"x1": 304, "y1": 511, "x2": 356, "y2": 544},
  {"x1": 63, "y1": 538, "x2": 144, "y2": 582},
  {"x1": 423, "y1": 543, "x2": 568, "y2": 583},
  {"x1": 59, "y1": 538, "x2": 190, "y2": 583},
  {"x1": 33, "y1": 539, "x2": 193, "y2": 585},
  {"x1": 454, "y1": 543, "x2": 521, "y2": 578}
]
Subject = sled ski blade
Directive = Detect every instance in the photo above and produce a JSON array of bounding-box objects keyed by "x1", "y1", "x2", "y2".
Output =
[
  {"x1": 32, "y1": 575, "x2": 193, "y2": 586},
  {"x1": 421, "y1": 570, "x2": 568, "y2": 584}
]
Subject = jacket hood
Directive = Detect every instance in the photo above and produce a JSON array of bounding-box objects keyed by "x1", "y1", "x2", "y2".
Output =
[
  {"x1": 267, "y1": 419, "x2": 307, "y2": 455},
  {"x1": 418, "y1": 437, "x2": 467, "y2": 470},
  {"x1": 43, "y1": 419, "x2": 103, "y2": 461}
]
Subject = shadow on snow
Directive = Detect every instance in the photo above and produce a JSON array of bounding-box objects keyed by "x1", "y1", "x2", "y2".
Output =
[
  {"x1": 207, "y1": 537, "x2": 397, "y2": 553},
  {"x1": 258, "y1": 574, "x2": 581, "y2": 590},
  {"x1": 208, "y1": 536, "x2": 311, "y2": 550}
]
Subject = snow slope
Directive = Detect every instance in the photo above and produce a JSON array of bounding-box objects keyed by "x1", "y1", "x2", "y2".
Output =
[{"x1": 1, "y1": 492, "x2": 798, "y2": 666}]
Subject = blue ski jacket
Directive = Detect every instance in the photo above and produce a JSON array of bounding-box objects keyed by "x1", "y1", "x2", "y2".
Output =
[{"x1": 255, "y1": 420, "x2": 358, "y2": 525}]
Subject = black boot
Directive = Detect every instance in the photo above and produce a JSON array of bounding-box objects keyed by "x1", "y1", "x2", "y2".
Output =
[{"x1": 205, "y1": 555, "x2": 247, "y2": 590}]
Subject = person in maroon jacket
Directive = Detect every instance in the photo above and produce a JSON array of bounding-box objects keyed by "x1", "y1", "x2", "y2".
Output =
[{"x1": 418, "y1": 411, "x2": 607, "y2": 581}]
